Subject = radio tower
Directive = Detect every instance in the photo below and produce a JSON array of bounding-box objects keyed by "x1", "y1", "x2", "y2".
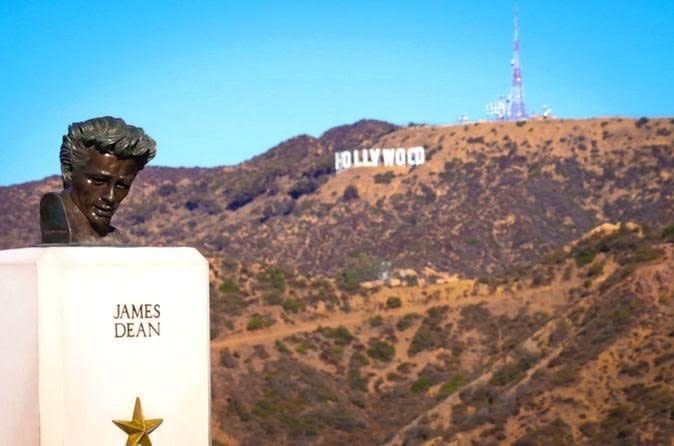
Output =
[{"x1": 508, "y1": 2, "x2": 527, "y2": 120}]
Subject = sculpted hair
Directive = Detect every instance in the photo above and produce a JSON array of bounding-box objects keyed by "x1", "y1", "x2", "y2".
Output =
[{"x1": 59, "y1": 116, "x2": 157, "y2": 187}]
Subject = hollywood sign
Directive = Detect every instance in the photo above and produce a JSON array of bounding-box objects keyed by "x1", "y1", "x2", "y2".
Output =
[{"x1": 335, "y1": 146, "x2": 426, "y2": 173}]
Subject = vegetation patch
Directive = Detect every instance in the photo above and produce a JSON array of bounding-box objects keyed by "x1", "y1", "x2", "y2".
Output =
[
  {"x1": 386, "y1": 296, "x2": 402, "y2": 309},
  {"x1": 247, "y1": 315, "x2": 275, "y2": 331},
  {"x1": 369, "y1": 315, "x2": 384, "y2": 327},
  {"x1": 367, "y1": 339, "x2": 396, "y2": 362},
  {"x1": 319, "y1": 325, "x2": 354, "y2": 347},
  {"x1": 411, "y1": 374, "x2": 434, "y2": 394},
  {"x1": 219, "y1": 277, "x2": 240, "y2": 294},
  {"x1": 396, "y1": 313, "x2": 420, "y2": 331},
  {"x1": 348, "y1": 352, "x2": 370, "y2": 391},
  {"x1": 436, "y1": 374, "x2": 466, "y2": 400},
  {"x1": 249, "y1": 362, "x2": 342, "y2": 438},
  {"x1": 489, "y1": 352, "x2": 539, "y2": 387},
  {"x1": 409, "y1": 305, "x2": 450, "y2": 355},
  {"x1": 336, "y1": 253, "x2": 380, "y2": 292},
  {"x1": 514, "y1": 419, "x2": 574, "y2": 446},
  {"x1": 257, "y1": 266, "x2": 286, "y2": 292},
  {"x1": 282, "y1": 298, "x2": 305, "y2": 313},
  {"x1": 374, "y1": 171, "x2": 395, "y2": 184}
]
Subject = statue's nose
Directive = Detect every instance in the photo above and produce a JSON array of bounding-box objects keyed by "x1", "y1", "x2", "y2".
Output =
[{"x1": 102, "y1": 185, "x2": 115, "y2": 204}]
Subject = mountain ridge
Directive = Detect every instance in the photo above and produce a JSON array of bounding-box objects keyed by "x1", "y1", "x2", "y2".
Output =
[{"x1": 1, "y1": 117, "x2": 672, "y2": 280}]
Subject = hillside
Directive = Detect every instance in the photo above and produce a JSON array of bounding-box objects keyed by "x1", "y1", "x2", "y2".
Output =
[
  {"x1": 1, "y1": 117, "x2": 672, "y2": 279},
  {"x1": 1, "y1": 116, "x2": 673, "y2": 444},
  {"x1": 207, "y1": 223, "x2": 674, "y2": 445}
]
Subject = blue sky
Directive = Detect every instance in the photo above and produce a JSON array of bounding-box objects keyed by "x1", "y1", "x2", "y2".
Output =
[{"x1": 1, "y1": 0, "x2": 673, "y2": 186}]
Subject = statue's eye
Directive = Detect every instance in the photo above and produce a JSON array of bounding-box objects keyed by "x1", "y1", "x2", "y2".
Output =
[
  {"x1": 91, "y1": 177, "x2": 106, "y2": 185},
  {"x1": 116, "y1": 182, "x2": 130, "y2": 190}
]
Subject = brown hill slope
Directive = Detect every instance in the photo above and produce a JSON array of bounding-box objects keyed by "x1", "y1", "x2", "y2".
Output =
[
  {"x1": 1, "y1": 117, "x2": 672, "y2": 279},
  {"x1": 206, "y1": 224, "x2": 674, "y2": 445}
]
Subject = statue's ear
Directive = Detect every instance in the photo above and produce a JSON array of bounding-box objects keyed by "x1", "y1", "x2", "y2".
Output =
[
  {"x1": 61, "y1": 169, "x2": 72, "y2": 189},
  {"x1": 40, "y1": 193, "x2": 72, "y2": 244}
]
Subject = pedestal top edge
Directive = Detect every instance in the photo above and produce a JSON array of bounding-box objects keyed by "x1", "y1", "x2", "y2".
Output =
[{"x1": 0, "y1": 246, "x2": 207, "y2": 266}]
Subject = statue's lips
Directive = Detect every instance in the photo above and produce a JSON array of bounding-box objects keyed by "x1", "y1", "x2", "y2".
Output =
[{"x1": 93, "y1": 204, "x2": 114, "y2": 218}]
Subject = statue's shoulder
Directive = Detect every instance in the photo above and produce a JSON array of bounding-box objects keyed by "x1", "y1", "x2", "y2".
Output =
[
  {"x1": 40, "y1": 192, "x2": 72, "y2": 244},
  {"x1": 104, "y1": 226, "x2": 131, "y2": 245}
]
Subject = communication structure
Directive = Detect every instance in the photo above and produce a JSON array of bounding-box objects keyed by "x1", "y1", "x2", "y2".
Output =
[
  {"x1": 508, "y1": 2, "x2": 527, "y2": 119},
  {"x1": 486, "y1": 2, "x2": 528, "y2": 121}
]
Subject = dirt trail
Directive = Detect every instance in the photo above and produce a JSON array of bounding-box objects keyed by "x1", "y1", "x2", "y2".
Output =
[
  {"x1": 209, "y1": 279, "x2": 568, "y2": 352},
  {"x1": 210, "y1": 296, "x2": 473, "y2": 351}
]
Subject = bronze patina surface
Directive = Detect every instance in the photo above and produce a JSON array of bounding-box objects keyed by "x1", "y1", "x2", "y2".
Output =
[{"x1": 40, "y1": 117, "x2": 156, "y2": 245}]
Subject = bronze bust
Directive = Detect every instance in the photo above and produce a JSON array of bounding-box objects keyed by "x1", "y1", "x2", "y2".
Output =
[{"x1": 40, "y1": 117, "x2": 156, "y2": 244}]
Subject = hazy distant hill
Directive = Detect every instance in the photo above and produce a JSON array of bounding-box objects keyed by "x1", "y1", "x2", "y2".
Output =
[{"x1": 2, "y1": 117, "x2": 672, "y2": 278}]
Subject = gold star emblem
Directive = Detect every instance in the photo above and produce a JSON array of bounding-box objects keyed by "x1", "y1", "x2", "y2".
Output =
[{"x1": 113, "y1": 397, "x2": 163, "y2": 446}]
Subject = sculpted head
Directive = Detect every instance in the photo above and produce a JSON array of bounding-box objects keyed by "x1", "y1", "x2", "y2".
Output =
[{"x1": 59, "y1": 117, "x2": 156, "y2": 236}]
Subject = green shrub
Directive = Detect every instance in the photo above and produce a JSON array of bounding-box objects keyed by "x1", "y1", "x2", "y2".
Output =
[
  {"x1": 624, "y1": 246, "x2": 663, "y2": 264},
  {"x1": 348, "y1": 367, "x2": 368, "y2": 391},
  {"x1": 587, "y1": 261, "x2": 605, "y2": 277},
  {"x1": 294, "y1": 341, "x2": 314, "y2": 355},
  {"x1": 275, "y1": 340, "x2": 290, "y2": 353},
  {"x1": 337, "y1": 253, "x2": 380, "y2": 291},
  {"x1": 411, "y1": 375, "x2": 433, "y2": 393},
  {"x1": 386, "y1": 296, "x2": 402, "y2": 309},
  {"x1": 396, "y1": 313, "x2": 419, "y2": 331},
  {"x1": 321, "y1": 325, "x2": 354, "y2": 347},
  {"x1": 258, "y1": 266, "x2": 286, "y2": 291},
  {"x1": 436, "y1": 374, "x2": 466, "y2": 400},
  {"x1": 490, "y1": 353, "x2": 538, "y2": 386},
  {"x1": 374, "y1": 171, "x2": 395, "y2": 184},
  {"x1": 367, "y1": 339, "x2": 395, "y2": 362},
  {"x1": 246, "y1": 315, "x2": 275, "y2": 331},
  {"x1": 218, "y1": 278, "x2": 239, "y2": 294},
  {"x1": 282, "y1": 298, "x2": 305, "y2": 313},
  {"x1": 348, "y1": 352, "x2": 370, "y2": 391},
  {"x1": 351, "y1": 351, "x2": 370, "y2": 367},
  {"x1": 574, "y1": 249, "x2": 597, "y2": 267},
  {"x1": 369, "y1": 315, "x2": 384, "y2": 327}
]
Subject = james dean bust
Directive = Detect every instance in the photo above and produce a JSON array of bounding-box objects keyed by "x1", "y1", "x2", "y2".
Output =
[{"x1": 40, "y1": 117, "x2": 156, "y2": 244}]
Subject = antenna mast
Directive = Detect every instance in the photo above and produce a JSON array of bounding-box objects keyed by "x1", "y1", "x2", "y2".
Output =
[{"x1": 508, "y1": 1, "x2": 527, "y2": 120}]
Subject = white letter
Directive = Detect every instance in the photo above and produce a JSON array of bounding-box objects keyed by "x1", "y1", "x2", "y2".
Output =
[
  {"x1": 335, "y1": 152, "x2": 343, "y2": 172},
  {"x1": 382, "y1": 148, "x2": 396, "y2": 166},
  {"x1": 341, "y1": 151, "x2": 352, "y2": 169},
  {"x1": 395, "y1": 148, "x2": 406, "y2": 166},
  {"x1": 408, "y1": 146, "x2": 426, "y2": 166},
  {"x1": 369, "y1": 148, "x2": 381, "y2": 167},
  {"x1": 353, "y1": 149, "x2": 363, "y2": 167},
  {"x1": 361, "y1": 149, "x2": 370, "y2": 166}
]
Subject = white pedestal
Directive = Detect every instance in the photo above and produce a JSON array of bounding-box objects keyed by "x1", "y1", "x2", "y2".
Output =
[{"x1": 0, "y1": 247, "x2": 210, "y2": 445}]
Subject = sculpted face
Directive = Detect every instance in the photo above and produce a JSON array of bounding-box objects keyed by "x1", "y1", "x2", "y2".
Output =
[{"x1": 70, "y1": 147, "x2": 140, "y2": 236}]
